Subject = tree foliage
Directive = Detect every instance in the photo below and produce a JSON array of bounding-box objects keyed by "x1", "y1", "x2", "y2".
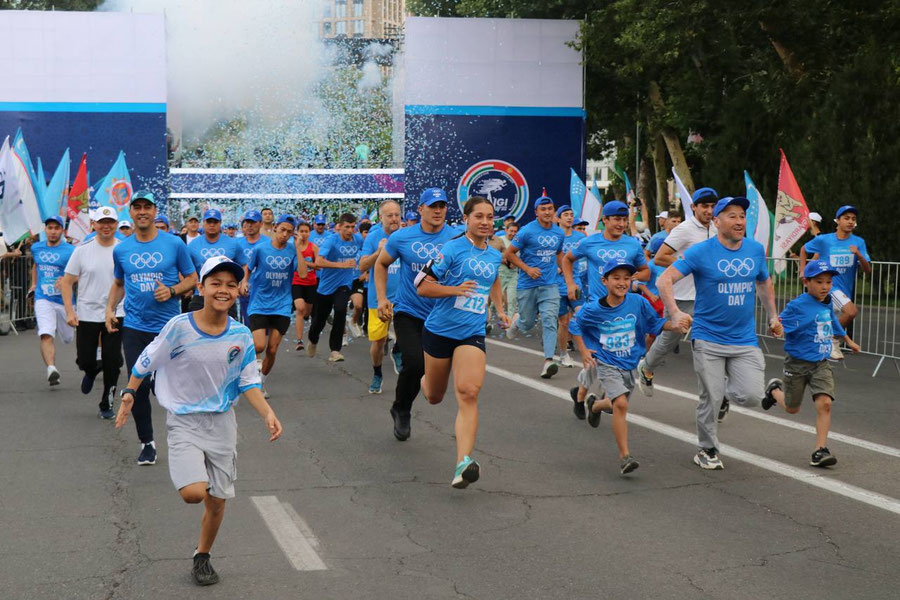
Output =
[
  {"x1": 408, "y1": 0, "x2": 900, "y2": 256},
  {"x1": 1, "y1": 0, "x2": 102, "y2": 9}
]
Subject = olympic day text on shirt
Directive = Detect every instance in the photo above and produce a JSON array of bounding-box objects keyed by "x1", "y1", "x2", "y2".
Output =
[
  {"x1": 512, "y1": 221, "x2": 564, "y2": 289},
  {"x1": 384, "y1": 224, "x2": 458, "y2": 321},
  {"x1": 32, "y1": 241, "x2": 74, "y2": 302}
]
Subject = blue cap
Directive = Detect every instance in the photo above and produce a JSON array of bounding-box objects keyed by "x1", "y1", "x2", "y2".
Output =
[
  {"x1": 533, "y1": 194, "x2": 554, "y2": 210},
  {"x1": 713, "y1": 196, "x2": 750, "y2": 217},
  {"x1": 314, "y1": 214, "x2": 327, "y2": 225},
  {"x1": 555, "y1": 204, "x2": 573, "y2": 218},
  {"x1": 199, "y1": 256, "x2": 245, "y2": 283},
  {"x1": 131, "y1": 190, "x2": 156, "y2": 206},
  {"x1": 803, "y1": 260, "x2": 839, "y2": 279},
  {"x1": 225, "y1": 223, "x2": 237, "y2": 229},
  {"x1": 835, "y1": 205, "x2": 858, "y2": 219},
  {"x1": 649, "y1": 235, "x2": 666, "y2": 255},
  {"x1": 202, "y1": 208, "x2": 222, "y2": 222},
  {"x1": 602, "y1": 201, "x2": 629, "y2": 217},
  {"x1": 574, "y1": 219, "x2": 589, "y2": 227},
  {"x1": 420, "y1": 187, "x2": 448, "y2": 206},
  {"x1": 692, "y1": 187, "x2": 718, "y2": 205},
  {"x1": 44, "y1": 215, "x2": 64, "y2": 228},
  {"x1": 276, "y1": 214, "x2": 297, "y2": 227},
  {"x1": 154, "y1": 215, "x2": 170, "y2": 226},
  {"x1": 601, "y1": 258, "x2": 637, "y2": 278},
  {"x1": 242, "y1": 209, "x2": 262, "y2": 223},
  {"x1": 405, "y1": 210, "x2": 420, "y2": 222}
]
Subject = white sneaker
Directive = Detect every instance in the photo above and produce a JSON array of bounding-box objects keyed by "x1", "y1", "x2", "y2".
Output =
[
  {"x1": 328, "y1": 351, "x2": 345, "y2": 362},
  {"x1": 559, "y1": 352, "x2": 575, "y2": 368},
  {"x1": 342, "y1": 334, "x2": 349, "y2": 347},
  {"x1": 830, "y1": 338, "x2": 844, "y2": 360},
  {"x1": 505, "y1": 314, "x2": 518, "y2": 340},
  {"x1": 540, "y1": 360, "x2": 559, "y2": 379},
  {"x1": 348, "y1": 319, "x2": 363, "y2": 339},
  {"x1": 47, "y1": 365, "x2": 60, "y2": 386}
]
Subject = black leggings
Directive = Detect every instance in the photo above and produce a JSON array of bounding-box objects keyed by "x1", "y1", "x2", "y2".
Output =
[
  {"x1": 75, "y1": 319, "x2": 123, "y2": 405},
  {"x1": 392, "y1": 311, "x2": 425, "y2": 416},
  {"x1": 122, "y1": 327, "x2": 158, "y2": 444},
  {"x1": 308, "y1": 286, "x2": 351, "y2": 351}
]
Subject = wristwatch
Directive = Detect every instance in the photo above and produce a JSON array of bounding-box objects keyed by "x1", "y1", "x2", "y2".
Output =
[
  {"x1": 168, "y1": 286, "x2": 177, "y2": 298},
  {"x1": 121, "y1": 387, "x2": 136, "y2": 399}
]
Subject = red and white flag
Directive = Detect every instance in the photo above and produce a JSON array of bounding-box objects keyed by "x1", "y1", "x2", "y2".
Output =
[{"x1": 773, "y1": 149, "x2": 810, "y2": 272}]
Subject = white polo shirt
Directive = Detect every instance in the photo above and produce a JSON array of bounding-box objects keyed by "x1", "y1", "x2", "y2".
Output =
[{"x1": 661, "y1": 215, "x2": 717, "y2": 301}]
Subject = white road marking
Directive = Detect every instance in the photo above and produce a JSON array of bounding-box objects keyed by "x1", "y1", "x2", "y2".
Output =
[
  {"x1": 487, "y1": 338, "x2": 900, "y2": 459},
  {"x1": 484, "y1": 364, "x2": 900, "y2": 516},
  {"x1": 251, "y1": 496, "x2": 327, "y2": 571}
]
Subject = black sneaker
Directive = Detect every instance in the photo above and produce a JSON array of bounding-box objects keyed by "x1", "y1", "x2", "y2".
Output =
[
  {"x1": 81, "y1": 370, "x2": 99, "y2": 395},
  {"x1": 810, "y1": 447, "x2": 837, "y2": 468},
  {"x1": 693, "y1": 447, "x2": 724, "y2": 470},
  {"x1": 762, "y1": 378, "x2": 783, "y2": 411},
  {"x1": 295, "y1": 340, "x2": 304, "y2": 352},
  {"x1": 191, "y1": 552, "x2": 220, "y2": 586},
  {"x1": 137, "y1": 443, "x2": 157, "y2": 465},
  {"x1": 566, "y1": 340, "x2": 575, "y2": 352},
  {"x1": 390, "y1": 406, "x2": 410, "y2": 441},
  {"x1": 570, "y1": 387, "x2": 585, "y2": 420},
  {"x1": 717, "y1": 398, "x2": 730, "y2": 423},
  {"x1": 620, "y1": 455, "x2": 640, "y2": 475},
  {"x1": 586, "y1": 394, "x2": 601, "y2": 428}
]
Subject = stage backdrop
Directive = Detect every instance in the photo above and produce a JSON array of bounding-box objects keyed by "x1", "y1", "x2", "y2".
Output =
[
  {"x1": 0, "y1": 11, "x2": 167, "y2": 204},
  {"x1": 403, "y1": 17, "x2": 585, "y2": 223}
]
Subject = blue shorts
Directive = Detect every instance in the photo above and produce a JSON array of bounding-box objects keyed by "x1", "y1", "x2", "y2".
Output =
[
  {"x1": 422, "y1": 327, "x2": 485, "y2": 359},
  {"x1": 558, "y1": 294, "x2": 584, "y2": 317}
]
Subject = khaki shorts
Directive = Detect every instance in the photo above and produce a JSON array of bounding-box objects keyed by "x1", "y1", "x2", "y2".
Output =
[
  {"x1": 167, "y1": 410, "x2": 238, "y2": 499},
  {"x1": 783, "y1": 354, "x2": 835, "y2": 409},
  {"x1": 368, "y1": 308, "x2": 389, "y2": 341}
]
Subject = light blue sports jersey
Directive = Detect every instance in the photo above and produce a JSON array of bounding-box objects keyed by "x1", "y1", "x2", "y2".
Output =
[
  {"x1": 246, "y1": 240, "x2": 297, "y2": 317},
  {"x1": 188, "y1": 234, "x2": 239, "y2": 292},
  {"x1": 31, "y1": 240, "x2": 75, "y2": 304},
  {"x1": 309, "y1": 229, "x2": 332, "y2": 250},
  {"x1": 113, "y1": 232, "x2": 196, "y2": 333},
  {"x1": 558, "y1": 230, "x2": 586, "y2": 295},
  {"x1": 644, "y1": 258, "x2": 666, "y2": 295},
  {"x1": 132, "y1": 313, "x2": 261, "y2": 414},
  {"x1": 424, "y1": 235, "x2": 502, "y2": 340},
  {"x1": 362, "y1": 225, "x2": 400, "y2": 309},
  {"x1": 780, "y1": 292, "x2": 847, "y2": 362},
  {"x1": 570, "y1": 232, "x2": 647, "y2": 299},
  {"x1": 569, "y1": 293, "x2": 665, "y2": 371},
  {"x1": 317, "y1": 232, "x2": 363, "y2": 295},
  {"x1": 673, "y1": 237, "x2": 769, "y2": 346},
  {"x1": 383, "y1": 223, "x2": 458, "y2": 321},
  {"x1": 235, "y1": 236, "x2": 266, "y2": 266},
  {"x1": 511, "y1": 220, "x2": 564, "y2": 289},
  {"x1": 803, "y1": 233, "x2": 869, "y2": 298}
]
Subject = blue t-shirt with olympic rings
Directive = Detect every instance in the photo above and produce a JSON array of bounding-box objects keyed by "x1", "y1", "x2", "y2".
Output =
[
  {"x1": 32, "y1": 240, "x2": 75, "y2": 305},
  {"x1": 317, "y1": 232, "x2": 363, "y2": 295},
  {"x1": 511, "y1": 220, "x2": 564, "y2": 290},
  {"x1": 188, "y1": 234, "x2": 239, "y2": 291},
  {"x1": 383, "y1": 223, "x2": 458, "y2": 321},
  {"x1": 557, "y1": 230, "x2": 587, "y2": 295},
  {"x1": 570, "y1": 232, "x2": 646, "y2": 300},
  {"x1": 246, "y1": 240, "x2": 298, "y2": 317}
]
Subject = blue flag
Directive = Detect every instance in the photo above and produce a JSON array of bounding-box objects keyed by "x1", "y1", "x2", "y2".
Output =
[
  {"x1": 12, "y1": 129, "x2": 40, "y2": 203},
  {"x1": 44, "y1": 150, "x2": 70, "y2": 222},
  {"x1": 744, "y1": 170, "x2": 759, "y2": 238},
  {"x1": 569, "y1": 168, "x2": 586, "y2": 218},
  {"x1": 93, "y1": 151, "x2": 133, "y2": 218}
]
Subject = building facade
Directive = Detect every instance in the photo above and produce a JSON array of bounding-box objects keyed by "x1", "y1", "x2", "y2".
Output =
[{"x1": 320, "y1": 0, "x2": 405, "y2": 39}]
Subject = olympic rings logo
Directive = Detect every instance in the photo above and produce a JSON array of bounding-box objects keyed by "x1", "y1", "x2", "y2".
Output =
[
  {"x1": 717, "y1": 258, "x2": 755, "y2": 278},
  {"x1": 466, "y1": 258, "x2": 495, "y2": 278},
  {"x1": 266, "y1": 255, "x2": 291, "y2": 270},
  {"x1": 563, "y1": 241, "x2": 579, "y2": 254},
  {"x1": 537, "y1": 235, "x2": 558, "y2": 247},
  {"x1": 37, "y1": 251, "x2": 59, "y2": 263},
  {"x1": 200, "y1": 247, "x2": 225, "y2": 259},
  {"x1": 338, "y1": 245, "x2": 358, "y2": 256},
  {"x1": 411, "y1": 241, "x2": 442, "y2": 260},
  {"x1": 129, "y1": 252, "x2": 164, "y2": 269},
  {"x1": 596, "y1": 249, "x2": 627, "y2": 261},
  {"x1": 243, "y1": 248, "x2": 254, "y2": 260}
]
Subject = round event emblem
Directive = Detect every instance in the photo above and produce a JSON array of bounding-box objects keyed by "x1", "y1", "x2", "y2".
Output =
[
  {"x1": 457, "y1": 159, "x2": 528, "y2": 222},
  {"x1": 110, "y1": 179, "x2": 133, "y2": 211}
]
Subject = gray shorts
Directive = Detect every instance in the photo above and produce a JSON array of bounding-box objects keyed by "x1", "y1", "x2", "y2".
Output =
[
  {"x1": 166, "y1": 410, "x2": 238, "y2": 499},
  {"x1": 577, "y1": 362, "x2": 634, "y2": 401}
]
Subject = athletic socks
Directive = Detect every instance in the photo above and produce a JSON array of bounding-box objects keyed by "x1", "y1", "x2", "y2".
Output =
[{"x1": 374, "y1": 365, "x2": 383, "y2": 377}]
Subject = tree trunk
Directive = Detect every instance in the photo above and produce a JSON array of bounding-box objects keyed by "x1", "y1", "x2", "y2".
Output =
[
  {"x1": 637, "y1": 154, "x2": 655, "y2": 217},
  {"x1": 759, "y1": 21, "x2": 804, "y2": 80},
  {"x1": 648, "y1": 81, "x2": 695, "y2": 192},
  {"x1": 651, "y1": 132, "x2": 669, "y2": 213}
]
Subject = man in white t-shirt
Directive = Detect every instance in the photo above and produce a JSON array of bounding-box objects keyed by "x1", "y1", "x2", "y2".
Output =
[
  {"x1": 59, "y1": 206, "x2": 125, "y2": 419},
  {"x1": 637, "y1": 188, "x2": 718, "y2": 398}
]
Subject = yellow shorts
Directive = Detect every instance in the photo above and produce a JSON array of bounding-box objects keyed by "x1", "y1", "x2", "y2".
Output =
[{"x1": 368, "y1": 308, "x2": 389, "y2": 341}]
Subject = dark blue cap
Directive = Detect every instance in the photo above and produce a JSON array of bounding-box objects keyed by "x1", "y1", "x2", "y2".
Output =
[
  {"x1": 835, "y1": 205, "x2": 858, "y2": 219},
  {"x1": 242, "y1": 210, "x2": 262, "y2": 223},
  {"x1": 276, "y1": 214, "x2": 297, "y2": 227},
  {"x1": 692, "y1": 187, "x2": 718, "y2": 205},
  {"x1": 405, "y1": 210, "x2": 420, "y2": 222},
  {"x1": 574, "y1": 219, "x2": 589, "y2": 227},
  {"x1": 202, "y1": 208, "x2": 222, "y2": 222},
  {"x1": 44, "y1": 215, "x2": 65, "y2": 228},
  {"x1": 713, "y1": 196, "x2": 750, "y2": 217},
  {"x1": 601, "y1": 257, "x2": 637, "y2": 278},
  {"x1": 555, "y1": 204, "x2": 573, "y2": 217},
  {"x1": 314, "y1": 214, "x2": 327, "y2": 225},
  {"x1": 602, "y1": 201, "x2": 629, "y2": 217},
  {"x1": 420, "y1": 187, "x2": 448, "y2": 206},
  {"x1": 803, "y1": 260, "x2": 839, "y2": 279},
  {"x1": 533, "y1": 194, "x2": 554, "y2": 210},
  {"x1": 154, "y1": 215, "x2": 170, "y2": 226}
]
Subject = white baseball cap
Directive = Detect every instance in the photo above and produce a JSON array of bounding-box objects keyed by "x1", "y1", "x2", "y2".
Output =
[
  {"x1": 118, "y1": 220, "x2": 132, "y2": 229},
  {"x1": 199, "y1": 256, "x2": 244, "y2": 283},
  {"x1": 658, "y1": 211, "x2": 669, "y2": 220},
  {"x1": 808, "y1": 212, "x2": 822, "y2": 223},
  {"x1": 92, "y1": 206, "x2": 117, "y2": 222}
]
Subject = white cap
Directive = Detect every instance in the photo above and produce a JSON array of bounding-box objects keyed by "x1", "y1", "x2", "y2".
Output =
[
  {"x1": 808, "y1": 212, "x2": 822, "y2": 223},
  {"x1": 118, "y1": 220, "x2": 132, "y2": 228},
  {"x1": 658, "y1": 211, "x2": 669, "y2": 220},
  {"x1": 92, "y1": 206, "x2": 117, "y2": 222},
  {"x1": 199, "y1": 256, "x2": 244, "y2": 283}
]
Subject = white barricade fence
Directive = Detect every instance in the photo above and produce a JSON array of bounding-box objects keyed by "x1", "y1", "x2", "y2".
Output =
[{"x1": 0, "y1": 255, "x2": 36, "y2": 336}]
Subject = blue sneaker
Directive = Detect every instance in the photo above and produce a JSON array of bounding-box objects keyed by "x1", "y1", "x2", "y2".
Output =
[
  {"x1": 391, "y1": 351, "x2": 403, "y2": 375},
  {"x1": 369, "y1": 374, "x2": 383, "y2": 394},
  {"x1": 137, "y1": 443, "x2": 157, "y2": 466},
  {"x1": 451, "y1": 455, "x2": 480, "y2": 489}
]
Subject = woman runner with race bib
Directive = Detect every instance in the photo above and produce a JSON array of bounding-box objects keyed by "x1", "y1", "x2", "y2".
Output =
[{"x1": 416, "y1": 196, "x2": 511, "y2": 488}]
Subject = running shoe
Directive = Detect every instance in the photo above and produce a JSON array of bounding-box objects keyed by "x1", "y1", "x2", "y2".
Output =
[
  {"x1": 137, "y1": 443, "x2": 157, "y2": 466},
  {"x1": 762, "y1": 378, "x2": 783, "y2": 411},
  {"x1": 540, "y1": 360, "x2": 558, "y2": 379},
  {"x1": 637, "y1": 358, "x2": 653, "y2": 397},
  {"x1": 485, "y1": 321, "x2": 493, "y2": 336},
  {"x1": 505, "y1": 313, "x2": 518, "y2": 340},
  {"x1": 586, "y1": 393, "x2": 601, "y2": 428},
  {"x1": 191, "y1": 552, "x2": 219, "y2": 586},
  {"x1": 348, "y1": 319, "x2": 364, "y2": 339},
  {"x1": 570, "y1": 386, "x2": 585, "y2": 420},
  {"x1": 306, "y1": 342, "x2": 317, "y2": 358},
  {"x1": 451, "y1": 455, "x2": 481, "y2": 489},
  {"x1": 620, "y1": 455, "x2": 640, "y2": 475},
  {"x1": 369, "y1": 374, "x2": 383, "y2": 394},
  {"x1": 559, "y1": 352, "x2": 576, "y2": 368},
  {"x1": 390, "y1": 406, "x2": 410, "y2": 441},
  {"x1": 295, "y1": 340, "x2": 304, "y2": 352},
  {"x1": 81, "y1": 370, "x2": 98, "y2": 395},
  {"x1": 810, "y1": 447, "x2": 837, "y2": 467},
  {"x1": 693, "y1": 447, "x2": 724, "y2": 470},
  {"x1": 98, "y1": 387, "x2": 116, "y2": 420},
  {"x1": 47, "y1": 365, "x2": 60, "y2": 386},
  {"x1": 391, "y1": 350, "x2": 403, "y2": 375},
  {"x1": 566, "y1": 340, "x2": 575, "y2": 352},
  {"x1": 98, "y1": 407, "x2": 115, "y2": 420},
  {"x1": 328, "y1": 351, "x2": 345, "y2": 362},
  {"x1": 830, "y1": 338, "x2": 844, "y2": 361},
  {"x1": 262, "y1": 384, "x2": 270, "y2": 399},
  {"x1": 717, "y1": 397, "x2": 730, "y2": 422}
]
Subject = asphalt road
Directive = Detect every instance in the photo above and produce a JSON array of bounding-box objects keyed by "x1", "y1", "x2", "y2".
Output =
[{"x1": 1, "y1": 323, "x2": 899, "y2": 600}]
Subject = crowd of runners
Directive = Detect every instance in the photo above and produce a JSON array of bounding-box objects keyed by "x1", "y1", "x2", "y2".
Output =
[{"x1": 21, "y1": 185, "x2": 872, "y2": 585}]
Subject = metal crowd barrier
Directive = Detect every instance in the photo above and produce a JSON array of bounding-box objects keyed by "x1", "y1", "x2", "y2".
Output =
[
  {"x1": 754, "y1": 257, "x2": 900, "y2": 377},
  {"x1": 0, "y1": 254, "x2": 35, "y2": 336}
]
